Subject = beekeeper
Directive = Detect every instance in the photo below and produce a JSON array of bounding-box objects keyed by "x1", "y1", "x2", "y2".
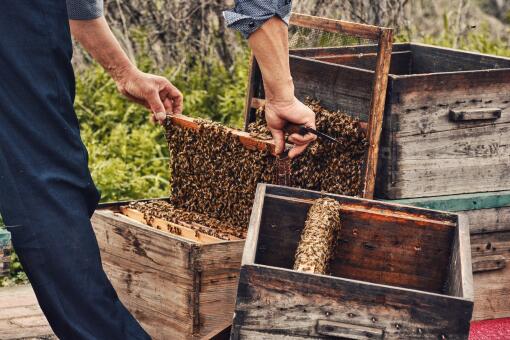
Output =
[{"x1": 0, "y1": 0, "x2": 315, "y2": 338}]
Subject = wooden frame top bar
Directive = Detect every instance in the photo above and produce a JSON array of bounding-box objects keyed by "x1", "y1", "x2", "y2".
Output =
[
  {"x1": 290, "y1": 13, "x2": 388, "y2": 40},
  {"x1": 168, "y1": 114, "x2": 277, "y2": 155}
]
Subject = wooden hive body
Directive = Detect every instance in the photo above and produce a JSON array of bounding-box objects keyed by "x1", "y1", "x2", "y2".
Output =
[
  {"x1": 288, "y1": 42, "x2": 510, "y2": 199},
  {"x1": 92, "y1": 200, "x2": 244, "y2": 340},
  {"x1": 244, "y1": 13, "x2": 394, "y2": 199},
  {"x1": 392, "y1": 191, "x2": 510, "y2": 322},
  {"x1": 232, "y1": 184, "x2": 474, "y2": 339}
]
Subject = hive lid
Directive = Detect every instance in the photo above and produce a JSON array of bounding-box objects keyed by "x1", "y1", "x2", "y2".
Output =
[{"x1": 386, "y1": 190, "x2": 510, "y2": 212}]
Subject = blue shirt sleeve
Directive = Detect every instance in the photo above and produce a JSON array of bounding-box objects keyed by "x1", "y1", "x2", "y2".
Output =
[
  {"x1": 223, "y1": 0, "x2": 292, "y2": 39},
  {"x1": 66, "y1": 0, "x2": 104, "y2": 20}
]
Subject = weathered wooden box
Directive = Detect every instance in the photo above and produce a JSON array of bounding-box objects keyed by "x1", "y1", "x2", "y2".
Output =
[
  {"x1": 291, "y1": 43, "x2": 510, "y2": 199},
  {"x1": 244, "y1": 14, "x2": 393, "y2": 199},
  {"x1": 392, "y1": 191, "x2": 510, "y2": 322},
  {"x1": 232, "y1": 184, "x2": 474, "y2": 339},
  {"x1": 91, "y1": 200, "x2": 245, "y2": 340}
]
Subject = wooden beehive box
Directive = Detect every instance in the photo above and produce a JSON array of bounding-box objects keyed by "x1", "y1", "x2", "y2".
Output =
[
  {"x1": 91, "y1": 200, "x2": 245, "y2": 340},
  {"x1": 391, "y1": 191, "x2": 510, "y2": 322},
  {"x1": 244, "y1": 14, "x2": 393, "y2": 198},
  {"x1": 232, "y1": 184, "x2": 474, "y2": 339},
  {"x1": 290, "y1": 43, "x2": 510, "y2": 199}
]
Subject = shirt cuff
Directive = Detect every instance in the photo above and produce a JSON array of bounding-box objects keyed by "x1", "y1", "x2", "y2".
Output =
[
  {"x1": 67, "y1": 0, "x2": 104, "y2": 20},
  {"x1": 223, "y1": 0, "x2": 292, "y2": 39}
]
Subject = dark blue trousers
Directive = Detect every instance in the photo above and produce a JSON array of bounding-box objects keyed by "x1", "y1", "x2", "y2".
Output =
[{"x1": 0, "y1": 1, "x2": 150, "y2": 339}]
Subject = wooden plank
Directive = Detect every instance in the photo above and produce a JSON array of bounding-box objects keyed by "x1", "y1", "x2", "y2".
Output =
[
  {"x1": 382, "y1": 122, "x2": 510, "y2": 199},
  {"x1": 314, "y1": 50, "x2": 412, "y2": 75},
  {"x1": 255, "y1": 194, "x2": 455, "y2": 293},
  {"x1": 266, "y1": 194, "x2": 456, "y2": 228},
  {"x1": 242, "y1": 184, "x2": 266, "y2": 266},
  {"x1": 232, "y1": 265, "x2": 472, "y2": 339},
  {"x1": 386, "y1": 93, "x2": 510, "y2": 137},
  {"x1": 472, "y1": 261, "x2": 510, "y2": 320},
  {"x1": 290, "y1": 55, "x2": 374, "y2": 121},
  {"x1": 462, "y1": 207, "x2": 510, "y2": 234},
  {"x1": 196, "y1": 241, "x2": 244, "y2": 338},
  {"x1": 92, "y1": 210, "x2": 194, "y2": 276},
  {"x1": 363, "y1": 28, "x2": 393, "y2": 199},
  {"x1": 385, "y1": 191, "x2": 510, "y2": 212},
  {"x1": 169, "y1": 114, "x2": 276, "y2": 155},
  {"x1": 264, "y1": 184, "x2": 459, "y2": 224},
  {"x1": 290, "y1": 13, "x2": 383, "y2": 40},
  {"x1": 472, "y1": 255, "x2": 506, "y2": 273},
  {"x1": 119, "y1": 207, "x2": 221, "y2": 244},
  {"x1": 446, "y1": 214, "x2": 474, "y2": 300},
  {"x1": 409, "y1": 43, "x2": 510, "y2": 73},
  {"x1": 470, "y1": 231, "x2": 510, "y2": 260},
  {"x1": 289, "y1": 43, "x2": 410, "y2": 58}
]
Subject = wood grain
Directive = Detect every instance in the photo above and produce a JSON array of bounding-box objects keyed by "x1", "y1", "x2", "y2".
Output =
[
  {"x1": 381, "y1": 123, "x2": 510, "y2": 198},
  {"x1": 92, "y1": 205, "x2": 245, "y2": 340},
  {"x1": 232, "y1": 265, "x2": 472, "y2": 339},
  {"x1": 169, "y1": 114, "x2": 276, "y2": 155},
  {"x1": 255, "y1": 194, "x2": 455, "y2": 293},
  {"x1": 363, "y1": 28, "x2": 393, "y2": 199},
  {"x1": 290, "y1": 13, "x2": 383, "y2": 40}
]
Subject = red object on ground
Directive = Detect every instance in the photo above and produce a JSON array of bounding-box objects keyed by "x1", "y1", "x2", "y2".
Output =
[{"x1": 470, "y1": 318, "x2": 510, "y2": 340}]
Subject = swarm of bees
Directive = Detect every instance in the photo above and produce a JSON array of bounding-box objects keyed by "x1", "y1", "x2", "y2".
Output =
[
  {"x1": 166, "y1": 119, "x2": 276, "y2": 229},
  {"x1": 248, "y1": 98, "x2": 368, "y2": 196},
  {"x1": 293, "y1": 197, "x2": 342, "y2": 275},
  {"x1": 127, "y1": 200, "x2": 245, "y2": 239},
  {"x1": 130, "y1": 98, "x2": 367, "y2": 241}
]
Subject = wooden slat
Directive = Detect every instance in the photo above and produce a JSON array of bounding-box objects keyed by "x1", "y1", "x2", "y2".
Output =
[
  {"x1": 386, "y1": 191, "x2": 510, "y2": 213},
  {"x1": 232, "y1": 265, "x2": 472, "y2": 339},
  {"x1": 409, "y1": 43, "x2": 510, "y2": 73},
  {"x1": 472, "y1": 255, "x2": 506, "y2": 273},
  {"x1": 382, "y1": 122, "x2": 510, "y2": 199},
  {"x1": 265, "y1": 194, "x2": 456, "y2": 228},
  {"x1": 363, "y1": 28, "x2": 393, "y2": 199},
  {"x1": 290, "y1": 13, "x2": 383, "y2": 40},
  {"x1": 92, "y1": 210, "x2": 194, "y2": 275},
  {"x1": 242, "y1": 184, "x2": 266, "y2": 266},
  {"x1": 470, "y1": 230, "x2": 510, "y2": 320},
  {"x1": 169, "y1": 114, "x2": 276, "y2": 155},
  {"x1": 197, "y1": 241, "x2": 244, "y2": 338},
  {"x1": 119, "y1": 207, "x2": 221, "y2": 244}
]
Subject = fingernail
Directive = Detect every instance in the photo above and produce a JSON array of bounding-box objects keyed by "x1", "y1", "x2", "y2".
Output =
[{"x1": 156, "y1": 112, "x2": 166, "y2": 121}]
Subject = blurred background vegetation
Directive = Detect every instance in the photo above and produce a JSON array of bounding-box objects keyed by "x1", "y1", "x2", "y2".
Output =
[{"x1": 1, "y1": 0, "x2": 510, "y2": 286}]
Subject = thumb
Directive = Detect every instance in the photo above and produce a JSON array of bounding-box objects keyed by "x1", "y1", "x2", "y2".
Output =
[
  {"x1": 269, "y1": 128, "x2": 285, "y2": 155},
  {"x1": 147, "y1": 90, "x2": 167, "y2": 121}
]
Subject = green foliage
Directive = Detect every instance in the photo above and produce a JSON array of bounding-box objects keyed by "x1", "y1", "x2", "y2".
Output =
[
  {"x1": 419, "y1": 17, "x2": 510, "y2": 57},
  {"x1": 75, "y1": 50, "x2": 250, "y2": 202},
  {"x1": 0, "y1": 220, "x2": 28, "y2": 287}
]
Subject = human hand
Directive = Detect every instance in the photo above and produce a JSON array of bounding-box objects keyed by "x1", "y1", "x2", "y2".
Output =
[
  {"x1": 115, "y1": 68, "x2": 183, "y2": 124},
  {"x1": 265, "y1": 97, "x2": 317, "y2": 158}
]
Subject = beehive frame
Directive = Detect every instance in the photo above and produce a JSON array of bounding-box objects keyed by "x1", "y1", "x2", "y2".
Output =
[{"x1": 243, "y1": 13, "x2": 393, "y2": 198}]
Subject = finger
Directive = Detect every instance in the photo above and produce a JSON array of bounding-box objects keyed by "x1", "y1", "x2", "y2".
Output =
[
  {"x1": 162, "y1": 83, "x2": 183, "y2": 115},
  {"x1": 288, "y1": 133, "x2": 316, "y2": 145},
  {"x1": 147, "y1": 90, "x2": 167, "y2": 122},
  {"x1": 150, "y1": 113, "x2": 157, "y2": 125},
  {"x1": 163, "y1": 98, "x2": 174, "y2": 114},
  {"x1": 269, "y1": 129, "x2": 285, "y2": 155},
  {"x1": 124, "y1": 93, "x2": 150, "y2": 109},
  {"x1": 289, "y1": 143, "x2": 310, "y2": 159}
]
